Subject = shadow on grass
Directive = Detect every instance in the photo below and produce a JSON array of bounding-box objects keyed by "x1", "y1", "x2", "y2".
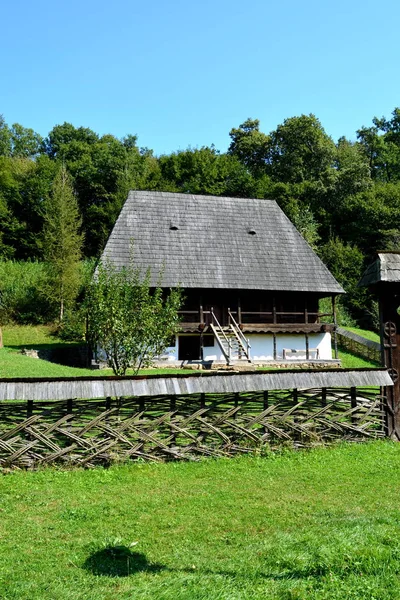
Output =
[
  {"x1": 83, "y1": 546, "x2": 165, "y2": 577},
  {"x1": 6, "y1": 342, "x2": 88, "y2": 368},
  {"x1": 82, "y1": 545, "x2": 356, "y2": 582}
]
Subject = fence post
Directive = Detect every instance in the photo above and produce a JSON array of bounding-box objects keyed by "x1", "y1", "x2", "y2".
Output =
[
  {"x1": 170, "y1": 395, "x2": 176, "y2": 446},
  {"x1": 322, "y1": 388, "x2": 327, "y2": 407},
  {"x1": 234, "y1": 392, "x2": 239, "y2": 419},
  {"x1": 27, "y1": 399, "x2": 33, "y2": 419},
  {"x1": 263, "y1": 391, "x2": 269, "y2": 435},
  {"x1": 351, "y1": 387, "x2": 357, "y2": 424}
]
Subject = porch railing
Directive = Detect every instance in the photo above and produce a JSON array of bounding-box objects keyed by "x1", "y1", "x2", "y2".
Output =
[{"x1": 178, "y1": 309, "x2": 334, "y2": 326}]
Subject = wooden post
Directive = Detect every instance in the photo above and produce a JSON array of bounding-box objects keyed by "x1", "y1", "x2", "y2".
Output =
[
  {"x1": 170, "y1": 395, "x2": 176, "y2": 446},
  {"x1": 321, "y1": 388, "x2": 327, "y2": 407},
  {"x1": 27, "y1": 399, "x2": 33, "y2": 418},
  {"x1": 200, "y1": 393, "x2": 205, "y2": 409},
  {"x1": 200, "y1": 297, "x2": 204, "y2": 326},
  {"x1": 350, "y1": 387, "x2": 357, "y2": 424},
  {"x1": 234, "y1": 392, "x2": 239, "y2": 419},
  {"x1": 26, "y1": 399, "x2": 34, "y2": 441},
  {"x1": 263, "y1": 390, "x2": 269, "y2": 410},
  {"x1": 378, "y1": 288, "x2": 400, "y2": 439},
  {"x1": 273, "y1": 333, "x2": 277, "y2": 360},
  {"x1": 238, "y1": 296, "x2": 242, "y2": 325},
  {"x1": 293, "y1": 388, "x2": 298, "y2": 404},
  {"x1": 305, "y1": 333, "x2": 309, "y2": 360},
  {"x1": 263, "y1": 391, "x2": 269, "y2": 435},
  {"x1": 67, "y1": 398, "x2": 73, "y2": 414},
  {"x1": 273, "y1": 296, "x2": 277, "y2": 324},
  {"x1": 332, "y1": 295, "x2": 338, "y2": 359}
]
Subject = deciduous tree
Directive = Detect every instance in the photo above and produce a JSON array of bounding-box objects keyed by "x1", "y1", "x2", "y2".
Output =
[{"x1": 86, "y1": 259, "x2": 182, "y2": 375}]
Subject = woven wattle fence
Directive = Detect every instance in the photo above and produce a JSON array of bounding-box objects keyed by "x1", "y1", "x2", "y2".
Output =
[{"x1": 0, "y1": 386, "x2": 387, "y2": 469}]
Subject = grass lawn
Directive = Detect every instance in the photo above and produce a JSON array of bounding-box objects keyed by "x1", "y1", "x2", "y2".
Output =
[
  {"x1": 0, "y1": 441, "x2": 400, "y2": 599},
  {"x1": 343, "y1": 327, "x2": 380, "y2": 344},
  {"x1": 0, "y1": 325, "x2": 194, "y2": 378},
  {"x1": 337, "y1": 349, "x2": 379, "y2": 369}
]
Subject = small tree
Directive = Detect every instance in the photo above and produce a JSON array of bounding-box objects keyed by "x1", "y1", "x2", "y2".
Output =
[
  {"x1": 42, "y1": 165, "x2": 83, "y2": 322},
  {"x1": 86, "y1": 259, "x2": 182, "y2": 375}
]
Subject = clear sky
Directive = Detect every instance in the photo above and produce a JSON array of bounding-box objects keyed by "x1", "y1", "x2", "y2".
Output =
[{"x1": 1, "y1": 0, "x2": 400, "y2": 155}]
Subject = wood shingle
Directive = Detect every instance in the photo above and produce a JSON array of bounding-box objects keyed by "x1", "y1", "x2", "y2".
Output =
[{"x1": 101, "y1": 191, "x2": 344, "y2": 294}]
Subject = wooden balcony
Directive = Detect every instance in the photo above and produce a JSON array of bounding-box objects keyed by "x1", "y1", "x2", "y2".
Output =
[{"x1": 177, "y1": 308, "x2": 335, "y2": 334}]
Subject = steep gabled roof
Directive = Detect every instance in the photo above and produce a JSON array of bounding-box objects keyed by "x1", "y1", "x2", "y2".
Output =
[
  {"x1": 101, "y1": 191, "x2": 344, "y2": 293},
  {"x1": 359, "y1": 252, "x2": 400, "y2": 287}
]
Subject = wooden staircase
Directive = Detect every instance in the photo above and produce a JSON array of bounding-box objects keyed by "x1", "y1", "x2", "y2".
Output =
[{"x1": 210, "y1": 308, "x2": 251, "y2": 365}]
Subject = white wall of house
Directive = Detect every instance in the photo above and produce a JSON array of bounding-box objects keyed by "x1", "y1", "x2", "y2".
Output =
[{"x1": 158, "y1": 332, "x2": 332, "y2": 362}]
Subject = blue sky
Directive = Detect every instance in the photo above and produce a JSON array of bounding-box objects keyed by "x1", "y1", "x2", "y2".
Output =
[{"x1": 1, "y1": 0, "x2": 400, "y2": 155}]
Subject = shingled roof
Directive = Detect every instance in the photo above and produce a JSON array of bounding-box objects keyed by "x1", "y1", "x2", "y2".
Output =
[
  {"x1": 101, "y1": 191, "x2": 344, "y2": 293},
  {"x1": 359, "y1": 252, "x2": 400, "y2": 287}
]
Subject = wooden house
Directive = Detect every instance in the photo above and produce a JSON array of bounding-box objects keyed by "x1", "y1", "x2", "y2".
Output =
[{"x1": 100, "y1": 191, "x2": 344, "y2": 365}]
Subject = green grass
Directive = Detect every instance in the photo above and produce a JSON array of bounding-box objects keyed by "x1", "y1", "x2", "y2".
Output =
[
  {"x1": 0, "y1": 325, "x2": 194, "y2": 378},
  {"x1": 337, "y1": 349, "x2": 380, "y2": 369},
  {"x1": 1, "y1": 442, "x2": 400, "y2": 599},
  {"x1": 343, "y1": 327, "x2": 380, "y2": 344}
]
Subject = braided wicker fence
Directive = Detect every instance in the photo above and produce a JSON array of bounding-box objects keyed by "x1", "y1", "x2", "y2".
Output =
[{"x1": 0, "y1": 387, "x2": 386, "y2": 469}]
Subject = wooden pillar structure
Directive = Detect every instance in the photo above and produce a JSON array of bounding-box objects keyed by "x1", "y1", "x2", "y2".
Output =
[
  {"x1": 376, "y1": 285, "x2": 400, "y2": 438},
  {"x1": 359, "y1": 253, "x2": 400, "y2": 439}
]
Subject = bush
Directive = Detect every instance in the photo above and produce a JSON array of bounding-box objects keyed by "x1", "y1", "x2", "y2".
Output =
[
  {"x1": 0, "y1": 261, "x2": 52, "y2": 324},
  {"x1": 0, "y1": 259, "x2": 96, "y2": 326}
]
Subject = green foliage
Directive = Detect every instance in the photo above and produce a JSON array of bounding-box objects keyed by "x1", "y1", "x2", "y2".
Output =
[
  {"x1": 290, "y1": 205, "x2": 320, "y2": 249},
  {"x1": 158, "y1": 145, "x2": 256, "y2": 197},
  {"x1": 1, "y1": 443, "x2": 400, "y2": 598},
  {"x1": 0, "y1": 115, "x2": 43, "y2": 158},
  {"x1": 42, "y1": 165, "x2": 83, "y2": 322},
  {"x1": 318, "y1": 238, "x2": 374, "y2": 325},
  {"x1": 228, "y1": 118, "x2": 271, "y2": 176},
  {"x1": 268, "y1": 114, "x2": 337, "y2": 184},
  {"x1": 86, "y1": 259, "x2": 182, "y2": 375},
  {"x1": 0, "y1": 261, "x2": 52, "y2": 324}
]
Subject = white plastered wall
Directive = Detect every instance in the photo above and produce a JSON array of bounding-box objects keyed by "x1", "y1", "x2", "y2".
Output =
[{"x1": 159, "y1": 332, "x2": 332, "y2": 362}]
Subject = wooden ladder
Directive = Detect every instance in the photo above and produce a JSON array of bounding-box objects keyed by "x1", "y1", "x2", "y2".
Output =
[{"x1": 210, "y1": 308, "x2": 251, "y2": 365}]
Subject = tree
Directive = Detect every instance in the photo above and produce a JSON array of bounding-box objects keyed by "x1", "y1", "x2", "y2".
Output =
[
  {"x1": 42, "y1": 165, "x2": 83, "y2": 321},
  {"x1": 86, "y1": 259, "x2": 182, "y2": 375},
  {"x1": 267, "y1": 114, "x2": 336, "y2": 184},
  {"x1": 228, "y1": 118, "x2": 271, "y2": 176},
  {"x1": 158, "y1": 146, "x2": 255, "y2": 197},
  {"x1": 290, "y1": 205, "x2": 320, "y2": 250},
  {"x1": 318, "y1": 238, "x2": 373, "y2": 326}
]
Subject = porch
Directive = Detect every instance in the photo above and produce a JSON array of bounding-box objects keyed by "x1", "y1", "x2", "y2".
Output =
[{"x1": 174, "y1": 290, "x2": 338, "y2": 364}]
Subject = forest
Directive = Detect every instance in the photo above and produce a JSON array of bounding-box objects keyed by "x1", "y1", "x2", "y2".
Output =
[{"x1": 2, "y1": 109, "x2": 400, "y2": 329}]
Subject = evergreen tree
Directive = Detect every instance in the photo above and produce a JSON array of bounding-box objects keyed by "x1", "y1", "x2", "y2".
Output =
[{"x1": 42, "y1": 165, "x2": 83, "y2": 322}]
